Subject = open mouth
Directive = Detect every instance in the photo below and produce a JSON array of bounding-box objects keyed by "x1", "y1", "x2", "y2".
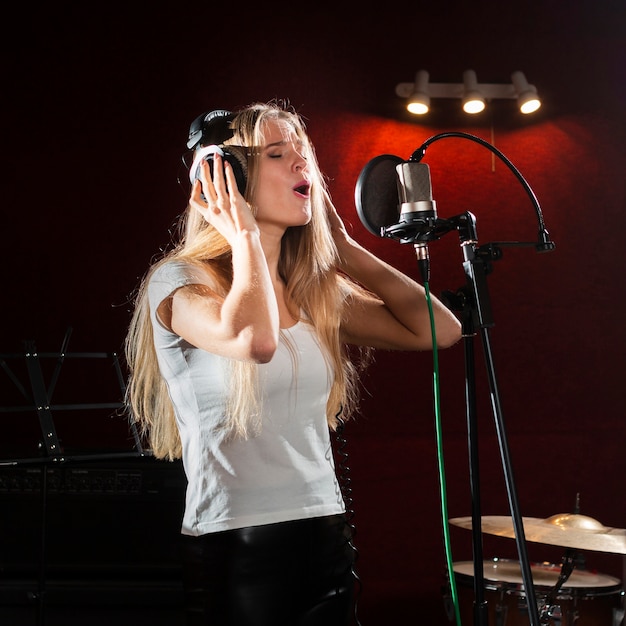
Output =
[{"x1": 293, "y1": 181, "x2": 311, "y2": 197}]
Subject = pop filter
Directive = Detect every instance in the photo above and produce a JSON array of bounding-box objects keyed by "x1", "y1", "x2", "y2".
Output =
[{"x1": 355, "y1": 154, "x2": 404, "y2": 237}]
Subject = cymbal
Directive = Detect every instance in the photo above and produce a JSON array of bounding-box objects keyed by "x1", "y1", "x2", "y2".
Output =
[{"x1": 449, "y1": 514, "x2": 626, "y2": 555}]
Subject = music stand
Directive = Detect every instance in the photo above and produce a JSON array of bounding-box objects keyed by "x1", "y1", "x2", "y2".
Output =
[{"x1": 0, "y1": 327, "x2": 148, "y2": 625}]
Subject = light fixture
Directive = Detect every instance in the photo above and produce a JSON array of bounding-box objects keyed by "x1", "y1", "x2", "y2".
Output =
[
  {"x1": 462, "y1": 69, "x2": 486, "y2": 114},
  {"x1": 511, "y1": 70, "x2": 542, "y2": 114},
  {"x1": 406, "y1": 70, "x2": 430, "y2": 115},
  {"x1": 396, "y1": 69, "x2": 542, "y2": 116}
]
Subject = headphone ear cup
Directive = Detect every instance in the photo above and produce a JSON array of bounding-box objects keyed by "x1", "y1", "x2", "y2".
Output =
[
  {"x1": 189, "y1": 145, "x2": 248, "y2": 196},
  {"x1": 221, "y1": 145, "x2": 248, "y2": 196}
]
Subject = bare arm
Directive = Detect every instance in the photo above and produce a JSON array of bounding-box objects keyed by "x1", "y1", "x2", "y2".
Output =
[{"x1": 167, "y1": 155, "x2": 279, "y2": 363}]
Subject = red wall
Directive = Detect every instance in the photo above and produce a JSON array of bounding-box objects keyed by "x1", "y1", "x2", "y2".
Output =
[{"x1": 3, "y1": 3, "x2": 625, "y2": 624}]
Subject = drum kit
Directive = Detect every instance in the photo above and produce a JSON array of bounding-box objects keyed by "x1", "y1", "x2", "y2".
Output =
[{"x1": 448, "y1": 512, "x2": 626, "y2": 625}]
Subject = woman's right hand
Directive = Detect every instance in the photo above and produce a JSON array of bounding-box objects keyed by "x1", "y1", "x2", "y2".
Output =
[
  {"x1": 189, "y1": 153, "x2": 259, "y2": 244},
  {"x1": 175, "y1": 152, "x2": 279, "y2": 362}
]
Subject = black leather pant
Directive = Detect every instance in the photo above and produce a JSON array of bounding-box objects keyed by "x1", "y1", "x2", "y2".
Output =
[{"x1": 179, "y1": 514, "x2": 356, "y2": 626}]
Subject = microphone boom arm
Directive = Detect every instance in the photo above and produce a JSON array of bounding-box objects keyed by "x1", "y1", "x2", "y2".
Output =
[{"x1": 410, "y1": 131, "x2": 555, "y2": 253}]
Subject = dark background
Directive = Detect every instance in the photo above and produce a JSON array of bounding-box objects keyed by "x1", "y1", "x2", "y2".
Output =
[{"x1": 2, "y1": 1, "x2": 625, "y2": 625}]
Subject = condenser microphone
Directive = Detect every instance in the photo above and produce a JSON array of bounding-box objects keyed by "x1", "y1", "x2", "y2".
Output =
[
  {"x1": 395, "y1": 161, "x2": 437, "y2": 282},
  {"x1": 355, "y1": 155, "x2": 438, "y2": 282}
]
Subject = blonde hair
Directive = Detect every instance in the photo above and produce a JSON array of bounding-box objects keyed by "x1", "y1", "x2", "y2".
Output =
[{"x1": 125, "y1": 101, "x2": 371, "y2": 460}]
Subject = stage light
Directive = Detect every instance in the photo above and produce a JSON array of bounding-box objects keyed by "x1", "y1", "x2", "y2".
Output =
[
  {"x1": 406, "y1": 70, "x2": 430, "y2": 115},
  {"x1": 395, "y1": 69, "x2": 542, "y2": 117},
  {"x1": 511, "y1": 70, "x2": 542, "y2": 114},
  {"x1": 462, "y1": 70, "x2": 486, "y2": 114}
]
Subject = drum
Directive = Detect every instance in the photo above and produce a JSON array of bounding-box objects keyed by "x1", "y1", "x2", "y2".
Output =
[{"x1": 452, "y1": 558, "x2": 623, "y2": 625}]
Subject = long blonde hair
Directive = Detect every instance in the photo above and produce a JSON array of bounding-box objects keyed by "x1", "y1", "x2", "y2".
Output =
[{"x1": 125, "y1": 101, "x2": 370, "y2": 460}]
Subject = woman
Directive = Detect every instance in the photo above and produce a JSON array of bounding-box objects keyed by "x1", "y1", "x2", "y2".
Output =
[{"x1": 125, "y1": 101, "x2": 461, "y2": 626}]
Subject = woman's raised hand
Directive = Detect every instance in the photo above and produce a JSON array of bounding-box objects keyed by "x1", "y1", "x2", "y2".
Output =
[{"x1": 189, "y1": 153, "x2": 259, "y2": 244}]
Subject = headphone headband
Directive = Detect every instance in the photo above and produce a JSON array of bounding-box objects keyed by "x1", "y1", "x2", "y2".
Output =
[{"x1": 187, "y1": 109, "x2": 235, "y2": 150}]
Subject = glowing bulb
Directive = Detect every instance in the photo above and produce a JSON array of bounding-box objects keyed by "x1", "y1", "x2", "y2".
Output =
[
  {"x1": 407, "y1": 100, "x2": 429, "y2": 115},
  {"x1": 520, "y1": 97, "x2": 541, "y2": 114},
  {"x1": 463, "y1": 94, "x2": 486, "y2": 114}
]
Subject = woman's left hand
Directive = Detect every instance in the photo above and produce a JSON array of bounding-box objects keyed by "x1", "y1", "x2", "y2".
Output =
[{"x1": 324, "y1": 193, "x2": 356, "y2": 264}]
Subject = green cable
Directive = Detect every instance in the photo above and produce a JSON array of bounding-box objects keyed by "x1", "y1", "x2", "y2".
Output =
[{"x1": 424, "y1": 281, "x2": 462, "y2": 626}]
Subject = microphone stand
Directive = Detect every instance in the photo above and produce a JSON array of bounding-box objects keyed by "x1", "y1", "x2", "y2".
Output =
[
  {"x1": 384, "y1": 211, "x2": 543, "y2": 626},
  {"x1": 441, "y1": 226, "x2": 490, "y2": 626},
  {"x1": 452, "y1": 212, "x2": 541, "y2": 626},
  {"x1": 363, "y1": 130, "x2": 557, "y2": 625}
]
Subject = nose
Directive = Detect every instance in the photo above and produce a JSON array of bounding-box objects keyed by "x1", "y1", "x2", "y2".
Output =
[{"x1": 292, "y1": 147, "x2": 307, "y2": 172}]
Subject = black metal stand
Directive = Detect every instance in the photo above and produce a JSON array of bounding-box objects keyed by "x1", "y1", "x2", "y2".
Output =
[
  {"x1": 0, "y1": 328, "x2": 148, "y2": 626},
  {"x1": 456, "y1": 289, "x2": 489, "y2": 626},
  {"x1": 363, "y1": 129, "x2": 557, "y2": 626},
  {"x1": 399, "y1": 211, "x2": 543, "y2": 626},
  {"x1": 450, "y1": 212, "x2": 541, "y2": 626}
]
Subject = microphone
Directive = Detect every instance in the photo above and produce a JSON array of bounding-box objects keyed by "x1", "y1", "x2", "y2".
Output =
[
  {"x1": 355, "y1": 132, "x2": 556, "y2": 288},
  {"x1": 395, "y1": 161, "x2": 437, "y2": 282},
  {"x1": 355, "y1": 155, "x2": 438, "y2": 282}
]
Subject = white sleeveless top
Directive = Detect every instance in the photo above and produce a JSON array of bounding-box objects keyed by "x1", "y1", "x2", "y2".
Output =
[{"x1": 148, "y1": 260, "x2": 345, "y2": 535}]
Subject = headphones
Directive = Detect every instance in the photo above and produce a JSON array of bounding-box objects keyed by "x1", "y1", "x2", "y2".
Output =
[{"x1": 186, "y1": 109, "x2": 248, "y2": 195}]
